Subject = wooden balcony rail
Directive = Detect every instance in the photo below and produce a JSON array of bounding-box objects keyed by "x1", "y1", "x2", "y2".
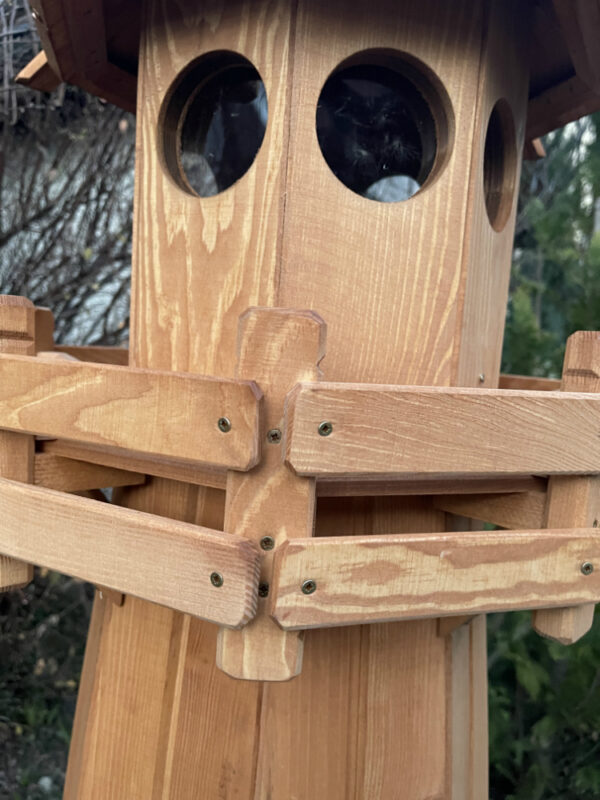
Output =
[
  {"x1": 0, "y1": 478, "x2": 260, "y2": 627},
  {"x1": 285, "y1": 382, "x2": 600, "y2": 478},
  {"x1": 271, "y1": 528, "x2": 600, "y2": 630},
  {"x1": 0, "y1": 353, "x2": 261, "y2": 471}
]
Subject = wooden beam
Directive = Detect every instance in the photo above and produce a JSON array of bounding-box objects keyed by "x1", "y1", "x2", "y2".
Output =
[
  {"x1": 498, "y1": 373, "x2": 560, "y2": 391},
  {"x1": 55, "y1": 345, "x2": 128, "y2": 365},
  {"x1": 434, "y1": 490, "x2": 547, "y2": 529},
  {"x1": 15, "y1": 51, "x2": 61, "y2": 92},
  {"x1": 526, "y1": 74, "x2": 600, "y2": 140},
  {"x1": 0, "y1": 353, "x2": 261, "y2": 470},
  {"x1": 553, "y1": 0, "x2": 600, "y2": 94},
  {"x1": 271, "y1": 528, "x2": 600, "y2": 630},
  {"x1": 286, "y1": 382, "x2": 600, "y2": 478},
  {"x1": 534, "y1": 331, "x2": 600, "y2": 644},
  {"x1": 34, "y1": 453, "x2": 145, "y2": 492},
  {"x1": 0, "y1": 297, "x2": 37, "y2": 591},
  {"x1": 217, "y1": 309, "x2": 324, "y2": 681},
  {"x1": 0, "y1": 477, "x2": 259, "y2": 627}
]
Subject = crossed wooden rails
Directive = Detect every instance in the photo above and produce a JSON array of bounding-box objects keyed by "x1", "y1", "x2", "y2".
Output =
[{"x1": 1, "y1": 302, "x2": 600, "y2": 680}]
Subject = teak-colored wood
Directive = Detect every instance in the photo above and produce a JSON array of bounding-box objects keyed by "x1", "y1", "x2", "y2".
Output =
[
  {"x1": 499, "y1": 373, "x2": 560, "y2": 391},
  {"x1": 0, "y1": 296, "x2": 36, "y2": 590},
  {"x1": 66, "y1": 1, "x2": 530, "y2": 797},
  {"x1": 0, "y1": 476, "x2": 259, "y2": 625},
  {"x1": 271, "y1": 528, "x2": 600, "y2": 629},
  {"x1": 34, "y1": 453, "x2": 145, "y2": 492},
  {"x1": 217, "y1": 308, "x2": 324, "y2": 680},
  {"x1": 0, "y1": 353, "x2": 261, "y2": 469},
  {"x1": 533, "y1": 331, "x2": 600, "y2": 643},
  {"x1": 434, "y1": 490, "x2": 547, "y2": 530},
  {"x1": 286, "y1": 382, "x2": 600, "y2": 478},
  {"x1": 54, "y1": 345, "x2": 129, "y2": 365},
  {"x1": 15, "y1": 50, "x2": 61, "y2": 92}
]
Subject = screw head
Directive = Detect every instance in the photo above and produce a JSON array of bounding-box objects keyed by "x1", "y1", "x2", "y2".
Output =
[
  {"x1": 594, "y1": 519, "x2": 599, "y2": 528},
  {"x1": 318, "y1": 421, "x2": 333, "y2": 437},
  {"x1": 210, "y1": 571, "x2": 224, "y2": 587},
  {"x1": 267, "y1": 428, "x2": 282, "y2": 444},
  {"x1": 218, "y1": 417, "x2": 232, "y2": 433},
  {"x1": 260, "y1": 536, "x2": 275, "y2": 551},
  {"x1": 581, "y1": 561, "x2": 594, "y2": 576},
  {"x1": 258, "y1": 582, "x2": 270, "y2": 598},
  {"x1": 301, "y1": 579, "x2": 317, "y2": 595},
  {"x1": 217, "y1": 416, "x2": 232, "y2": 433},
  {"x1": 479, "y1": 373, "x2": 486, "y2": 383}
]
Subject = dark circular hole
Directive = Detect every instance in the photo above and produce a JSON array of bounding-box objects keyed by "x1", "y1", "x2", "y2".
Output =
[
  {"x1": 483, "y1": 99, "x2": 518, "y2": 231},
  {"x1": 316, "y1": 54, "x2": 448, "y2": 202},
  {"x1": 160, "y1": 52, "x2": 267, "y2": 197}
]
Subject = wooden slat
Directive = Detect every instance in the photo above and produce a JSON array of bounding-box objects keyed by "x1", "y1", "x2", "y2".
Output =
[
  {"x1": 0, "y1": 353, "x2": 261, "y2": 470},
  {"x1": 0, "y1": 297, "x2": 36, "y2": 590},
  {"x1": 526, "y1": 74, "x2": 600, "y2": 140},
  {"x1": 552, "y1": 0, "x2": 600, "y2": 94},
  {"x1": 38, "y1": 439, "x2": 547, "y2": 498},
  {"x1": 271, "y1": 529, "x2": 600, "y2": 630},
  {"x1": 0, "y1": 477, "x2": 259, "y2": 626},
  {"x1": 286, "y1": 382, "x2": 600, "y2": 477},
  {"x1": 217, "y1": 309, "x2": 324, "y2": 681},
  {"x1": 34, "y1": 453, "x2": 145, "y2": 492},
  {"x1": 55, "y1": 345, "x2": 129, "y2": 365},
  {"x1": 498, "y1": 373, "x2": 560, "y2": 390},
  {"x1": 533, "y1": 331, "x2": 600, "y2": 643},
  {"x1": 434, "y1": 490, "x2": 547, "y2": 529},
  {"x1": 15, "y1": 51, "x2": 61, "y2": 92}
]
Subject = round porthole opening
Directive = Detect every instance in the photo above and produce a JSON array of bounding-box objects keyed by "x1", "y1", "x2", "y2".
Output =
[
  {"x1": 160, "y1": 51, "x2": 267, "y2": 197},
  {"x1": 315, "y1": 50, "x2": 452, "y2": 203},
  {"x1": 483, "y1": 99, "x2": 518, "y2": 231}
]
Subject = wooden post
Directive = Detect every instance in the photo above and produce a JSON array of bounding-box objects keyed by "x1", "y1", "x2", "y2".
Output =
[
  {"x1": 0, "y1": 296, "x2": 36, "y2": 591},
  {"x1": 65, "y1": 0, "x2": 530, "y2": 797},
  {"x1": 533, "y1": 331, "x2": 600, "y2": 643}
]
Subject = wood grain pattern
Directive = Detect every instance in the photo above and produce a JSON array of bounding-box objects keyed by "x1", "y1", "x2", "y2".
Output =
[
  {"x1": 499, "y1": 373, "x2": 560, "y2": 391},
  {"x1": 217, "y1": 308, "x2": 324, "y2": 680},
  {"x1": 0, "y1": 477, "x2": 259, "y2": 626},
  {"x1": 34, "y1": 452, "x2": 145, "y2": 492},
  {"x1": 15, "y1": 50, "x2": 61, "y2": 91},
  {"x1": 0, "y1": 296, "x2": 36, "y2": 590},
  {"x1": 271, "y1": 528, "x2": 600, "y2": 629},
  {"x1": 434, "y1": 490, "x2": 547, "y2": 529},
  {"x1": 55, "y1": 345, "x2": 129, "y2": 365},
  {"x1": 0, "y1": 353, "x2": 261, "y2": 469},
  {"x1": 533, "y1": 331, "x2": 600, "y2": 643},
  {"x1": 286, "y1": 382, "x2": 600, "y2": 477}
]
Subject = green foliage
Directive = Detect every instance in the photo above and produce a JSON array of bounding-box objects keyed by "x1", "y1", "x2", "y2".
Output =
[{"x1": 0, "y1": 571, "x2": 92, "y2": 799}]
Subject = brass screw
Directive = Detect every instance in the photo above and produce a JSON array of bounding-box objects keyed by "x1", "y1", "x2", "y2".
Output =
[
  {"x1": 210, "y1": 571, "x2": 224, "y2": 587},
  {"x1": 258, "y1": 583, "x2": 270, "y2": 598},
  {"x1": 581, "y1": 562, "x2": 594, "y2": 576},
  {"x1": 318, "y1": 421, "x2": 333, "y2": 437},
  {"x1": 301, "y1": 579, "x2": 317, "y2": 595},
  {"x1": 267, "y1": 428, "x2": 282, "y2": 444},
  {"x1": 218, "y1": 417, "x2": 231, "y2": 433},
  {"x1": 260, "y1": 536, "x2": 275, "y2": 551}
]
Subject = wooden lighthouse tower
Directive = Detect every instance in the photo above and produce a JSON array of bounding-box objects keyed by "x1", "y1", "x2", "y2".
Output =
[{"x1": 6, "y1": 0, "x2": 600, "y2": 797}]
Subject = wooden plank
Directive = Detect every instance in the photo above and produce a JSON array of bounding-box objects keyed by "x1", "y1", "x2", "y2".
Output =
[
  {"x1": 523, "y1": 138, "x2": 546, "y2": 161},
  {"x1": 534, "y1": 331, "x2": 600, "y2": 643},
  {"x1": 55, "y1": 345, "x2": 128, "y2": 365},
  {"x1": 41, "y1": 439, "x2": 228, "y2": 489},
  {"x1": 217, "y1": 308, "x2": 324, "y2": 681},
  {"x1": 34, "y1": 453, "x2": 145, "y2": 492},
  {"x1": 527, "y1": 74, "x2": 600, "y2": 140},
  {"x1": 39, "y1": 439, "x2": 546, "y2": 497},
  {"x1": 271, "y1": 528, "x2": 600, "y2": 630},
  {"x1": 499, "y1": 373, "x2": 560, "y2": 390},
  {"x1": 0, "y1": 353, "x2": 261, "y2": 470},
  {"x1": 0, "y1": 477, "x2": 259, "y2": 626},
  {"x1": 286, "y1": 382, "x2": 600, "y2": 478},
  {"x1": 15, "y1": 51, "x2": 61, "y2": 92},
  {"x1": 434, "y1": 490, "x2": 547, "y2": 529},
  {"x1": 552, "y1": 0, "x2": 600, "y2": 94},
  {"x1": 0, "y1": 297, "x2": 36, "y2": 590},
  {"x1": 34, "y1": 308, "x2": 55, "y2": 353}
]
